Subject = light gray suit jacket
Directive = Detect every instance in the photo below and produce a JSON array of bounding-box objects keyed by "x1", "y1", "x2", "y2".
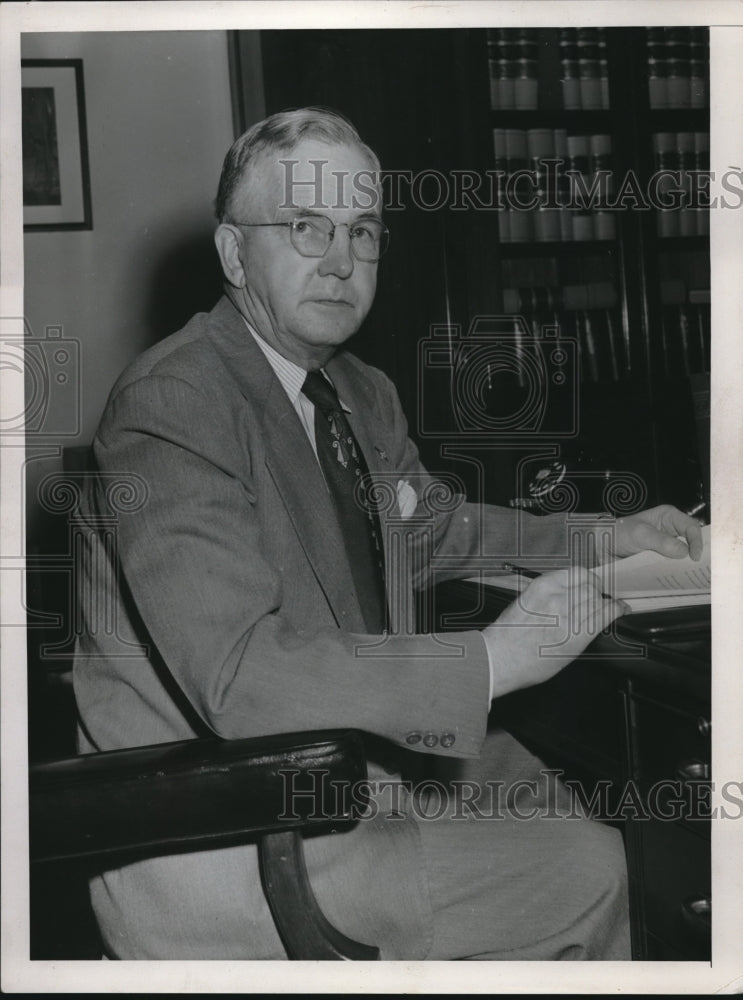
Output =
[{"x1": 73, "y1": 296, "x2": 573, "y2": 958}]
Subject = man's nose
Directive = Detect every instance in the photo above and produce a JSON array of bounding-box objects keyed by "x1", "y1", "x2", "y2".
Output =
[{"x1": 318, "y1": 224, "x2": 354, "y2": 279}]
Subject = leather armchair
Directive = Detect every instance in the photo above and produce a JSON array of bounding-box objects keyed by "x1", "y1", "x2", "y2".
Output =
[{"x1": 30, "y1": 729, "x2": 379, "y2": 960}]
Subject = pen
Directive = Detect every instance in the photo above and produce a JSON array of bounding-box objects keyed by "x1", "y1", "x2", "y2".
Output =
[
  {"x1": 503, "y1": 562, "x2": 540, "y2": 580},
  {"x1": 503, "y1": 563, "x2": 615, "y2": 601}
]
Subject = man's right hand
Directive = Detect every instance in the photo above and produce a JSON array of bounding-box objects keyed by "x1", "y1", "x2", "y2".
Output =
[{"x1": 482, "y1": 568, "x2": 629, "y2": 701}]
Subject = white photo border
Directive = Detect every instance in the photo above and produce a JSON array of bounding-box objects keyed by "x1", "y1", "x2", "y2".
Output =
[{"x1": 1, "y1": 1, "x2": 742, "y2": 994}]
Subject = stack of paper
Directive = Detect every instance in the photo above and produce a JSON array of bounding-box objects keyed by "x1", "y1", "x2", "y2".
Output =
[
  {"x1": 476, "y1": 524, "x2": 711, "y2": 614},
  {"x1": 600, "y1": 523, "x2": 710, "y2": 612}
]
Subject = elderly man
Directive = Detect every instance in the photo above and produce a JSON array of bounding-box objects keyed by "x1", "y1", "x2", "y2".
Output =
[{"x1": 74, "y1": 107, "x2": 702, "y2": 960}]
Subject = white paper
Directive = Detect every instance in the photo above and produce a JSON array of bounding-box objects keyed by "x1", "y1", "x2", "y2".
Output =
[
  {"x1": 474, "y1": 525, "x2": 711, "y2": 612},
  {"x1": 603, "y1": 523, "x2": 711, "y2": 600}
]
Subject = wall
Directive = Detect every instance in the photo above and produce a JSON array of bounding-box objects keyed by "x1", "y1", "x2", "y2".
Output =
[{"x1": 21, "y1": 30, "x2": 250, "y2": 540}]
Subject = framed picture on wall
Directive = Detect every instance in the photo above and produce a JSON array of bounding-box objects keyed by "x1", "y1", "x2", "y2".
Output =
[{"x1": 21, "y1": 59, "x2": 92, "y2": 231}]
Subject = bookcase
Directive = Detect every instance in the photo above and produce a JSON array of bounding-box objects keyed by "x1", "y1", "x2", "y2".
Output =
[
  {"x1": 439, "y1": 26, "x2": 710, "y2": 514},
  {"x1": 256, "y1": 25, "x2": 710, "y2": 514}
]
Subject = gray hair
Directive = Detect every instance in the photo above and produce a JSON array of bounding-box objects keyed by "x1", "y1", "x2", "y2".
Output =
[{"x1": 214, "y1": 107, "x2": 381, "y2": 222}]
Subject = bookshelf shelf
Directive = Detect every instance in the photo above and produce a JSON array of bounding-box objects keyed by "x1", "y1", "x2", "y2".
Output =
[
  {"x1": 497, "y1": 240, "x2": 618, "y2": 258},
  {"x1": 656, "y1": 235, "x2": 710, "y2": 250},
  {"x1": 645, "y1": 108, "x2": 709, "y2": 126},
  {"x1": 489, "y1": 110, "x2": 614, "y2": 130}
]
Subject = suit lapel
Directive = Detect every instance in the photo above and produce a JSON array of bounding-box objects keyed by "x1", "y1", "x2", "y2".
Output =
[
  {"x1": 262, "y1": 395, "x2": 369, "y2": 632},
  {"x1": 206, "y1": 299, "x2": 367, "y2": 632}
]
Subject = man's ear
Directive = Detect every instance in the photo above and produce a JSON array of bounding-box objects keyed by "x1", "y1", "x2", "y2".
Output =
[{"x1": 214, "y1": 224, "x2": 246, "y2": 288}]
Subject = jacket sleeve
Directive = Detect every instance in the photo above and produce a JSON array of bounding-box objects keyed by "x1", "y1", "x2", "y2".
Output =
[
  {"x1": 374, "y1": 368, "x2": 578, "y2": 590},
  {"x1": 90, "y1": 373, "x2": 491, "y2": 757}
]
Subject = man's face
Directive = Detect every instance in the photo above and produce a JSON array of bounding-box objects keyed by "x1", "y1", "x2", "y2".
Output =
[{"x1": 229, "y1": 138, "x2": 381, "y2": 368}]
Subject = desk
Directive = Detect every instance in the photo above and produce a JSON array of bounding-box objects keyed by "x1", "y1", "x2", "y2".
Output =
[{"x1": 424, "y1": 579, "x2": 711, "y2": 961}]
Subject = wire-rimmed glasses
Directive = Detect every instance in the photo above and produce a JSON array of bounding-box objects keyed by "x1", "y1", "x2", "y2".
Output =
[{"x1": 232, "y1": 214, "x2": 389, "y2": 263}]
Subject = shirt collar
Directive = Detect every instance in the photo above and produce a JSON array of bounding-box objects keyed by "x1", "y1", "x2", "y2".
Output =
[{"x1": 244, "y1": 320, "x2": 351, "y2": 412}]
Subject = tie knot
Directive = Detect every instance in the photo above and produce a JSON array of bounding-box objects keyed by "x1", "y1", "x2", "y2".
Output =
[{"x1": 302, "y1": 370, "x2": 341, "y2": 414}]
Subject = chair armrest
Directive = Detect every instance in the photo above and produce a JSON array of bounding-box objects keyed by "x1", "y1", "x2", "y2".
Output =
[{"x1": 30, "y1": 729, "x2": 368, "y2": 864}]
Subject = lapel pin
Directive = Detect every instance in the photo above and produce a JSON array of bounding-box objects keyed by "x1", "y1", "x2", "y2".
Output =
[{"x1": 374, "y1": 446, "x2": 388, "y2": 461}]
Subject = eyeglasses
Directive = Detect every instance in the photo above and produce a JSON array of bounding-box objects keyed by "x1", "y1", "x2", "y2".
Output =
[{"x1": 232, "y1": 214, "x2": 389, "y2": 263}]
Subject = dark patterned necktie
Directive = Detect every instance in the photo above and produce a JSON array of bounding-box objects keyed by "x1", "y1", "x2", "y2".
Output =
[{"x1": 301, "y1": 370, "x2": 387, "y2": 633}]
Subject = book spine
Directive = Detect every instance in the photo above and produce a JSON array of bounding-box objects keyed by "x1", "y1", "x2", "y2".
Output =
[
  {"x1": 488, "y1": 29, "x2": 517, "y2": 110},
  {"x1": 560, "y1": 29, "x2": 581, "y2": 109},
  {"x1": 487, "y1": 31, "x2": 499, "y2": 109},
  {"x1": 554, "y1": 129, "x2": 572, "y2": 241},
  {"x1": 514, "y1": 28, "x2": 539, "y2": 110},
  {"x1": 690, "y1": 27, "x2": 709, "y2": 108},
  {"x1": 492, "y1": 128, "x2": 510, "y2": 242},
  {"x1": 567, "y1": 133, "x2": 592, "y2": 241},
  {"x1": 505, "y1": 129, "x2": 531, "y2": 242},
  {"x1": 577, "y1": 28, "x2": 603, "y2": 110},
  {"x1": 609, "y1": 306, "x2": 630, "y2": 378},
  {"x1": 677, "y1": 132, "x2": 696, "y2": 237},
  {"x1": 653, "y1": 132, "x2": 679, "y2": 238},
  {"x1": 694, "y1": 131, "x2": 710, "y2": 236},
  {"x1": 598, "y1": 28, "x2": 610, "y2": 109},
  {"x1": 658, "y1": 286, "x2": 710, "y2": 377},
  {"x1": 665, "y1": 27, "x2": 692, "y2": 109},
  {"x1": 647, "y1": 28, "x2": 668, "y2": 109},
  {"x1": 590, "y1": 133, "x2": 615, "y2": 240},
  {"x1": 528, "y1": 128, "x2": 560, "y2": 241}
]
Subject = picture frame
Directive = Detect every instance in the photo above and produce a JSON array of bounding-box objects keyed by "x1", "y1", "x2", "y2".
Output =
[{"x1": 21, "y1": 59, "x2": 92, "y2": 231}]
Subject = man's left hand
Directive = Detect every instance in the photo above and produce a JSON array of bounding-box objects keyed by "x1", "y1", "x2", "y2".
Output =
[{"x1": 610, "y1": 504, "x2": 704, "y2": 561}]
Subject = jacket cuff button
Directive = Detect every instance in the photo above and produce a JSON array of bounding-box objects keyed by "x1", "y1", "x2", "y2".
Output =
[
  {"x1": 440, "y1": 733, "x2": 455, "y2": 748},
  {"x1": 422, "y1": 732, "x2": 438, "y2": 747},
  {"x1": 405, "y1": 732, "x2": 422, "y2": 745}
]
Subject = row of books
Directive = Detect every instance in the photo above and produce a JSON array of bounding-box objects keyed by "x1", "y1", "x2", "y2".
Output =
[
  {"x1": 653, "y1": 131, "x2": 710, "y2": 237},
  {"x1": 493, "y1": 128, "x2": 616, "y2": 242},
  {"x1": 535, "y1": 309, "x2": 630, "y2": 383},
  {"x1": 500, "y1": 254, "x2": 614, "y2": 291},
  {"x1": 475, "y1": 304, "x2": 710, "y2": 384},
  {"x1": 498, "y1": 283, "x2": 711, "y2": 376},
  {"x1": 558, "y1": 28, "x2": 610, "y2": 110},
  {"x1": 456, "y1": 312, "x2": 629, "y2": 395},
  {"x1": 660, "y1": 303, "x2": 710, "y2": 377},
  {"x1": 487, "y1": 27, "x2": 611, "y2": 111},
  {"x1": 659, "y1": 281, "x2": 710, "y2": 307},
  {"x1": 498, "y1": 208, "x2": 616, "y2": 244},
  {"x1": 487, "y1": 28, "x2": 540, "y2": 110},
  {"x1": 486, "y1": 27, "x2": 709, "y2": 114},
  {"x1": 646, "y1": 27, "x2": 709, "y2": 109},
  {"x1": 501, "y1": 282, "x2": 618, "y2": 313},
  {"x1": 554, "y1": 306, "x2": 708, "y2": 384},
  {"x1": 573, "y1": 310, "x2": 629, "y2": 383}
]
